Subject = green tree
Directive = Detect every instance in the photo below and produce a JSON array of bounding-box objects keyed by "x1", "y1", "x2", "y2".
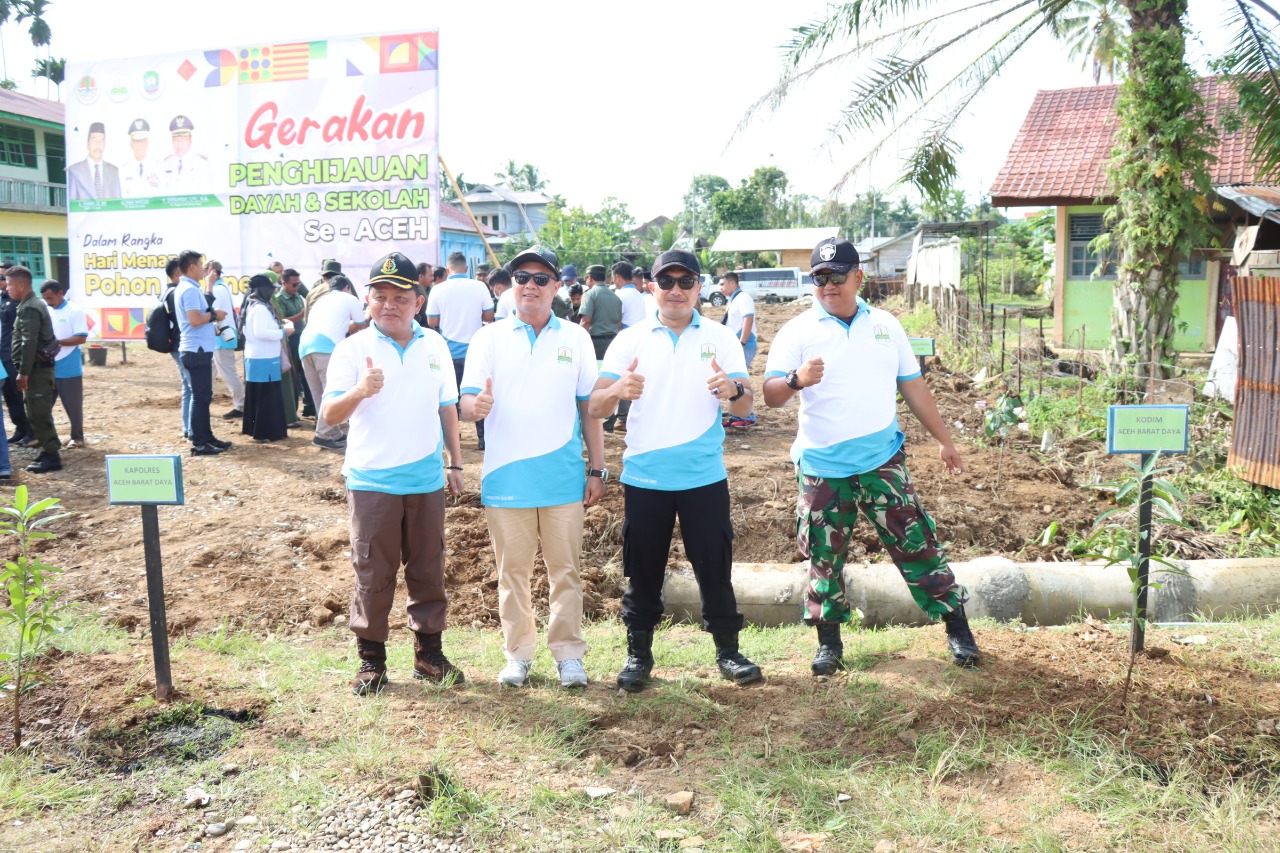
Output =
[
  {"x1": 746, "y1": 0, "x2": 1279, "y2": 388},
  {"x1": 503, "y1": 198, "x2": 635, "y2": 273},
  {"x1": 494, "y1": 159, "x2": 548, "y2": 192},
  {"x1": 1054, "y1": 0, "x2": 1128, "y2": 83},
  {"x1": 680, "y1": 174, "x2": 732, "y2": 238},
  {"x1": 920, "y1": 189, "x2": 971, "y2": 223},
  {"x1": 440, "y1": 170, "x2": 479, "y2": 204},
  {"x1": 0, "y1": 0, "x2": 52, "y2": 83}
]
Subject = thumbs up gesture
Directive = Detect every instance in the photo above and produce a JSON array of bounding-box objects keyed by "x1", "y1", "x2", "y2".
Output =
[
  {"x1": 473, "y1": 377, "x2": 495, "y2": 419},
  {"x1": 356, "y1": 355, "x2": 384, "y2": 399},
  {"x1": 616, "y1": 357, "x2": 645, "y2": 401},
  {"x1": 706, "y1": 356, "x2": 735, "y2": 399}
]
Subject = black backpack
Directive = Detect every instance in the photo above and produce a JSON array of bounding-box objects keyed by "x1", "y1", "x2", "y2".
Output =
[{"x1": 145, "y1": 287, "x2": 181, "y2": 354}]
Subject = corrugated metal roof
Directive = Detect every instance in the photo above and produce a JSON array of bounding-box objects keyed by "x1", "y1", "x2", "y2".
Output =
[
  {"x1": 711, "y1": 227, "x2": 840, "y2": 253},
  {"x1": 440, "y1": 203, "x2": 501, "y2": 236},
  {"x1": 1216, "y1": 184, "x2": 1280, "y2": 223},
  {"x1": 0, "y1": 88, "x2": 63, "y2": 126},
  {"x1": 991, "y1": 77, "x2": 1266, "y2": 205}
]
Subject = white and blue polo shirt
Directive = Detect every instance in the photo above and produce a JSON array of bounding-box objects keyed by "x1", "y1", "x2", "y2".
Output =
[
  {"x1": 50, "y1": 300, "x2": 88, "y2": 379},
  {"x1": 325, "y1": 321, "x2": 458, "y2": 495},
  {"x1": 725, "y1": 289, "x2": 756, "y2": 347},
  {"x1": 616, "y1": 284, "x2": 645, "y2": 329},
  {"x1": 299, "y1": 290, "x2": 367, "y2": 359},
  {"x1": 765, "y1": 298, "x2": 921, "y2": 478},
  {"x1": 425, "y1": 274, "x2": 493, "y2": 360},
  {"x1": 460, "y1": 315, "x2": 598, "y2": 508},
  {"x1": 600, "y1": 311, "x2": 748, "y2": 491}
]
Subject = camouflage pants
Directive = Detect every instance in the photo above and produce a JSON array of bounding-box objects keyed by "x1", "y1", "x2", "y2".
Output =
[{"x1": 796, "y1": 450, "x2": 966, "y2": 623}]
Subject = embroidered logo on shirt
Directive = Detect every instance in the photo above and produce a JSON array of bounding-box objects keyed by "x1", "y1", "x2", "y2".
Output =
[
  {"x1": 700, "y1": 343, "x2": 716, "y2": 361},
  {"x1": 428, "y1": 354, "x2": 441, "y2": 371},
  {"x1": 873, "y1": 324, "x2": 891, "y2": 343},
  {"x1": 557, "y1": 346, "x2": 573, "y2": 364}
]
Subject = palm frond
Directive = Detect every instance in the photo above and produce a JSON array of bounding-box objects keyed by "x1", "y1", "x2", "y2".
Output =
[{"x1": 1219, "y1": 0, "x2": 1280, "y2": 177}]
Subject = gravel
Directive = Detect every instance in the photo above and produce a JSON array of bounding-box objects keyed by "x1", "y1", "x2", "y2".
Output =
[{"x1": 243, "y1": 791, "x2": 471, "y2": 853}]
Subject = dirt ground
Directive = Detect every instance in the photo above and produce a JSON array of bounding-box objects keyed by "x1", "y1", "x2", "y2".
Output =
[{"x1": 16, "y1": 300, "x2": 1126, "y2": 638}]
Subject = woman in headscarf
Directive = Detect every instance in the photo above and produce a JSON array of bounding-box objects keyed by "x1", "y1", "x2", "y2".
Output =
[{"x1": 240, "y1": 273, "x2": 292, "y2": 442}]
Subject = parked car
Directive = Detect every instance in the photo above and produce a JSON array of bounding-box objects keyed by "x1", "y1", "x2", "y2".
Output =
[
  {"x1": 701, "y1": 274, "x2": 722, "y2": 305},
  {"x1": 734, "y1": 267, "x2": 805, "y2": 303}
]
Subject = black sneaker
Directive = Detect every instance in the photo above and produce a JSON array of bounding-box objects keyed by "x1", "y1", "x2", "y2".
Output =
[
  {"x1": 191, "y1": 443, "x2": 226, "y2": 456},
  {"x1": 222, "y1": 409, "x2": 243, "y2": 420},
  {"x1": 208, "y1": 438, "x2": 233, "y2": 450}
]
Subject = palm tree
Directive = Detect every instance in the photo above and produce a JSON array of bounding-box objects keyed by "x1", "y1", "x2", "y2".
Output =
[
  {"x1": 742, "y1": 0, "x2": 1279, "y2": 388},
  {"x1": 494, "y1": 160, "x2": 548, "y2": 192},
  {"x1": 32, "y1": 55, "x2": 62, "y2": 100},
  {"x1": 1053, "y1": 0, "x2": 1128, "y2": 83},
  {"x1": 0, "y1": 0, "x2": 52, "y2": 83}
]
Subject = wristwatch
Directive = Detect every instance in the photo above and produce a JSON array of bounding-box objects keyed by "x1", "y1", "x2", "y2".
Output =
[
  {"x1": 587, "y1": 467, "x2": 609, "y2": 482},
  {"x1": 727, "y1": 381, "x2": 746, "y2": 402},
  {"x1": 785, "y1": 370, "x2": 802, "y2": 391}
]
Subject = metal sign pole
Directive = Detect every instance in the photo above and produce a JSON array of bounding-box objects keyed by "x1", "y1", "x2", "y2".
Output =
[
  {"x1": 1131, "y1": 453, "x2": 1154, "y2": 654},
  {"x1": 141, "y1": 504, "x2": 173, "y2": 699}
]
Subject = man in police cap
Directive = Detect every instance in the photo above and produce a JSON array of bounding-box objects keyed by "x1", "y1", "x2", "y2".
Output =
[
  {"x1": 66, "y1": 122, "x2": 121, "y2": 201},
  {"x1": 321, "y1": 251, "x2": 467, "y2": 695},
  {"x1": 162, "y1": 115, "x2": 210, "y2": 193},
  {"x1": 121, "y1": 119, "x2": 161, "y2": 198},
  {"x1": 762, "y1": 237, "x2": 980, "y2": 673}
]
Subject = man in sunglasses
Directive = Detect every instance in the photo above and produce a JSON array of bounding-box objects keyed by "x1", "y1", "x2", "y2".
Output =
[
  {"x1": 460, "y1": 246, "x2": 605, "y2": 690},
  {"x1": 590, "y1": 248, "x2": 762, "y2": 692},
  {"x1": 762, "y1": 237, "x2": 980, "y2": 674}
]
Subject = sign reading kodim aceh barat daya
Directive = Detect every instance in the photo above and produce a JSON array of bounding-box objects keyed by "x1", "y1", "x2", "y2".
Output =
[
  {"x1": 65, "y1": 32, "x2": 440, "y2": 341},
  {"x1": 1106, "y1": 405, "x2": 1190, "y2": 455}
]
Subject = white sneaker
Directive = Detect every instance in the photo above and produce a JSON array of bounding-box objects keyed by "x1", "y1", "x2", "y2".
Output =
[
  {"x1": 557, "y1": 659, "x2": 588, "y2": 689},
  {"x1": 498, "y1": 659, "x2": 532, "y2": 688}
]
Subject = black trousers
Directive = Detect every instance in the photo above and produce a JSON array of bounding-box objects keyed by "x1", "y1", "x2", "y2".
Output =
[
  {"x1": 621, "y1": 479, "x2": 744, "y2": 634},
  {"x1": 1, "y1": 357, "x2": 30, "y2": 436},
  {"x1": 452, "y1": 357, "x2": 482, "y2": 444},
  {"x1": 181, "y1": 349, "x2": 215, "y2": 446}
]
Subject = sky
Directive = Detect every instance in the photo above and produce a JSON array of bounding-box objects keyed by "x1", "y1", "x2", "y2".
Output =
[{"x1": 0, "y1": 0, "x2": 1242, "y2": 223}]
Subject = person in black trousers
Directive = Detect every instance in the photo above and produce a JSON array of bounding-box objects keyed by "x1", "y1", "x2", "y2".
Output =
[{"x1": 0, "y1": 265, "x2": 33, "y2": 445}]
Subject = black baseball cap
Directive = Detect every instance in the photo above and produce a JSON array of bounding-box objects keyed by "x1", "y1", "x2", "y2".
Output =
[
  {"x1": 652, "y1": 249, "x2": 701, "y2": 277},
  {"x1": 368, "y1": 252, "x2": 418, "y2": 289},
  {"x1": 810, "y1": 237, "x2": 859, "y2": 275},
  {"x1": 505, "y1": 246, "x2": 560, "y2": 277}
]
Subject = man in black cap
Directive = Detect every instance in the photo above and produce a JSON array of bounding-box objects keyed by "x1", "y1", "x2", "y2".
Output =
[
  {"x1": 0, "y1": 264, "x2": 34, "y2": 447},
  {"x1": 121, "y1": 118, "x2": 161, "y2": 198},
  {"x1": 162, "y1": 115, "x2": 209, "y2": 193},
  {"x1": 589, "y1": 248, "x2": 762, "y2": 692},
  {"x1": 321, "y1": 251, "x2": 467, "y2": 695},
  {"x1": 762, "y1": 237, "x2": 980, "y2": 673},
  {"x1": 66, "y1": 122, "x2": 121, "y2": 201}
]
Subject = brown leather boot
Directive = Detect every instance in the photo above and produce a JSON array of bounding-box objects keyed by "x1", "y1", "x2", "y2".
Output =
[
  {"x1": 412, "y1": 631, "x2": 465, "y2": 685},
  {"x1": 352, "y1": 638, "x2": 388, "y2": 696}
]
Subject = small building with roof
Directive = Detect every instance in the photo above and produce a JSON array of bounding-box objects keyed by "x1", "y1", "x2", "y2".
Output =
[
  {"x1": 710, "y1": 226, "x2": 840, "y2": 271},
  {"x1": 0, "y1": 88, "x2": 67, "y2": 286},
  {"x1": 460, "y1": 184, "x2": 554, "y2": 240},
  {"x1": 439, "y1": 203, "x2": 503, "y2": 277}
]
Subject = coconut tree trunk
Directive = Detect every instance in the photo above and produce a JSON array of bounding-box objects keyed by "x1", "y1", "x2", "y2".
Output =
[{"x1": 1107, "y1": 0, "x2": 1213, "y2": 392}]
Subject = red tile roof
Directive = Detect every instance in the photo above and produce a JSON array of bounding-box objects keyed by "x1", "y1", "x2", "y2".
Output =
[
  {"x1": 440, "y1": 202, "x2": 501, "y2": 236},
  {"x1": 990, "y1": 77, "x2": 1266, "y2": 206}
]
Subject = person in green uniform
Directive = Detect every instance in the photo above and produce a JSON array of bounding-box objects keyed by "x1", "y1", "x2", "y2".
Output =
[
  {"x1": 8, "y1": 265, "x2": 60, "y2": 473},
  {"x1": 274, "y1": 268, "x2": 313, "y2": 418},
  {"x1": 304, "y1": 259, "x2": 342, "y2": 319}
]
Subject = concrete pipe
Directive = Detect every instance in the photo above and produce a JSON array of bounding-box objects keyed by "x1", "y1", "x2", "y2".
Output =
[{"x1": 661, "y1": 557, "x2": 1280, "y2": 628}]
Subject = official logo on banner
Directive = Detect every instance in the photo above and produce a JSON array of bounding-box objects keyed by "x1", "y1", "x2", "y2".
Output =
[
  {"x1": 140, "y1": 70, "x2": 163, "y2": 99},
  {"x1": 557, "y1": 346, "x2": 573, "y2": 365},
  {"x1": 700, "y1": 343, "x2": 715, "y2": 361},
  {"x1": 75, "y1": 75, "x2": 98, "y2": 105},
  {"x1": 873, "y1": 324, "x2": 891, "y2": 343},
  {"x1": 428, "y1": 354, "x2": 441, "y2": 371}
]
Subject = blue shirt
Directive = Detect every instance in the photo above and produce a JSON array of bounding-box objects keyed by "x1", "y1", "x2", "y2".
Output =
[{"x1": 175, "y1": 277, "x2": 216, "y2": 353}]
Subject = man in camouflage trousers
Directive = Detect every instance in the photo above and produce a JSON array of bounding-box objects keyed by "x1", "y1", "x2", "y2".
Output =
[{"x1": 764, "y1": 238, "x2": 979, "y2": 673}]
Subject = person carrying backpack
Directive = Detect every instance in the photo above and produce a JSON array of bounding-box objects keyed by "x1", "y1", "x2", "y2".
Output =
[{"x1": 151, "y1": 258, "x2": 193, "y2": 439}]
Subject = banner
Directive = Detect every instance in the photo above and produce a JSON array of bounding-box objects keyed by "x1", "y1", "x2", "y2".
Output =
[{"x1": 66, "y1": 32, "x2": 440, "y2": 340}]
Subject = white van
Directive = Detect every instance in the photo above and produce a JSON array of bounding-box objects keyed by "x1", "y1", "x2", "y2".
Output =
[{"x1": 732, "y1": 267, "x2": 805, "y2": 303}]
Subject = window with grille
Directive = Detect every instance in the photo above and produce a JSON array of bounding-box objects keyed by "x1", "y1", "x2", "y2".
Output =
[
  {"x1": 1068, "y1": 213, "x2": 1116, "y2": 279},
  {"x1": 0, "y1": 124, "x2": 37, "y2": 168},
  {"x1": 0, "y1": 236, "x2": 45, "y2": 276}
]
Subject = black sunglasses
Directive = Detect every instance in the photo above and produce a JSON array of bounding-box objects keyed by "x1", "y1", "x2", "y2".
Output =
[
  {"x1": 512, "y1": 271, "x2": 553, "y2": 287},
  {"x1": 655, "y1": 275, "x2": 699, "y2": 291},
  {"x1": 812, "y1": 273, "x2": 852, "y2": 286}
]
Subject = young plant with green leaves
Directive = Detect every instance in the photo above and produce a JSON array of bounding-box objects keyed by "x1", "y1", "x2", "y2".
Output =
[{"x1": 0, "y1": 486, "x2": 71, "y2": 750}]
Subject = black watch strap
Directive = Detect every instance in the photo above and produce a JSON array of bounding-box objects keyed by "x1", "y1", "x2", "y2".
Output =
[
  {"x1": 727, "y1": 380, "x2": 746, "y2": 402},
  {"x1": 587, "y1": 467, "x2": 609, "y2": 482},
  {"x1": 785, "y1": 370, "x2": 802, "y2": 390}
]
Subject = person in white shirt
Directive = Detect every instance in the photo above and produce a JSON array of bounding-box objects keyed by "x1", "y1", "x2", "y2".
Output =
[
  {"x1": 322, "y1": 252, "x2": 466, "y2": 695},
  {"x1": 461, "y1": 246, "x2": 605, "y2": 689},
  {"x1": 426, "y1": 251, "x2": 495, "y2": 450},
  {"x1": 204, "y1": 261, "x2": 245, "y2": 420},
  {"x1": 636, "y1": 267, "x2": 658, "y2": 318},
  {"x1": 491, "y1": 270, "x2": 516, "y2": 319},
  {"x1": 299, "y1": 275, "x2": 367, "y2": 451},
  {"x1": 720, "y1": 271, "x2": 758, "y2": 428},
  {"x1": 613, "y1": 261, "x2": 646, "y2": 329},
  {"x1": 589, "y1": 249, "x2": 762, "y2": 692},
  {"x1": 39, "y1": 281, "x2": 89, "y2": 448},
  {"x1": 762, "y1": 237, "x2": 979, "y2": 674},
  {"x1": 120, "y1": 118, "x2": 162, "y2": 199},
  {"x1": 239, "y1": 274, "x2": 291, "y2": 442}
]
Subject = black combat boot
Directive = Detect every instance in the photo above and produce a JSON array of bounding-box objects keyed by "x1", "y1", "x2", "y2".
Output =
[
  {"x1": 352, "y1": 638, "x2": 388, "y2": 696},
  {"x1": 25, "y1": 451, "x2": 62, "y2": 474},
  {"x1": 616, "y1": 628, "x2": 654, "y2": 692},
  {"x1": 412, "y1": 631, "x2": 466, "y2": 684},
  {"x1": 942, "y1": 606, "x2": 981, "y2": 668},
  {"x1": 713, "y1": 633, "x2": 763, "y2": 685},
  {"x1": 811, "y1": 623, "x2": 846, "y2": 676}
]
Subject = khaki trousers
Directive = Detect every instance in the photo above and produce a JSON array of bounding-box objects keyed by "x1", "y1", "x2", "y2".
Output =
[
  {"x1": 302, "y1": 352, "x2": 343, "y2": 441},
  {"x1": 486, "y1": 502, "x2": 586, "y2": 662},
  {"x1": 347, "y1": 488, "x2": 447, "y2": 642}
]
